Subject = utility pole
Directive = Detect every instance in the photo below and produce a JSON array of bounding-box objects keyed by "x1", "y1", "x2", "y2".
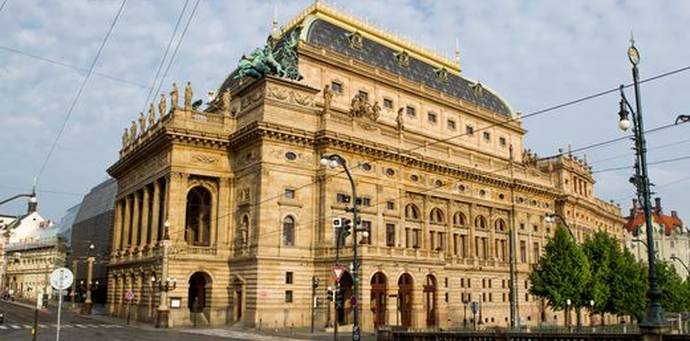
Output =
[{"x1": 508, "y1": 145, "x2": 519, "y2": 329}]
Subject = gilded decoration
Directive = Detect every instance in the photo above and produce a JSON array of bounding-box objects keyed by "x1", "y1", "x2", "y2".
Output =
[
  {"x1": 346, "y1": 31, "x2": 363, "y2": 49},
  {"x1": 394, "y1": 50, "x2": 410, "y2": 68}
]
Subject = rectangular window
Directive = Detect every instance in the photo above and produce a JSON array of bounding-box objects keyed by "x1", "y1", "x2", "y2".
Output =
[
  {"x1": 460, "y1": 235, "x2": 467, "y2": 258},
  {"x1": 285, "y1": 272, "x2": 293, "y2": 284},
  {"x1": 331, "y1": 81, "x2": 343, "y2": 94},
  {"x1": 284, "y1": 188, "x2": 295, "y2": 199},
  {"x1": 429, "y1": 231, "x2": 435, "y2": 250},
  {"x1": 453, "y1": 234, "x2": 459, "y2": 255},
  {"x1": 524, "y1": 293, "x2": 529, "y2": 302},
  {"x1": 466, "y1": 125, "x2": 474, "y2": 136},
  {"x1": 427, "y1": 112, "x2": 437, "y2": 124},
  {"x1": 503, "y1": 293, "x2": 506, "y2": 302},
  {"x1": 386, "y1": 224, "x2": 395, "y2": 247},
  {"x1": 533, "y1": 242, "x2": 540, "y2": 262},
  {"x1": 285, "y1": 290, "x2": 293, "y2": 303},
  {"x1": 468, "y1": 278, "x2": 472, "y2": 288},
  {"x1": 358, "y1": 90, "x2": 369, "y2": 101},
  {"x1": 336, "y1": 193, "x2": 351, "y2": 203},
  {"x1": 413, "y1": 229, "x2": 421, "y2": 248},
  {"x1": 361, "y1": 221, "x2": 372, "y2": 245},
  {"x1": 483, "y1": 131, "x2": 491, "y2": 141},
  {"x1": 489, "y1": 279, "x2": 492, "y2": 289},
  {"x1": 461, "y1": 278, "x2": 465, "y2": 288},
  {"x1": 520, "y1": 223, "x2": 525, "y2": 230},
  {"x1": 489, "y1": 293, "x2": 493, "y2": 302},
  {"x1": 405, "y1": 228, "x2": 411, "y2": 248},
  {"x1": 356, "y1": 197, "x2": 371, "y2": 206},
  {"x1": 386, "y1": 201, "x2": 395, "y2": 210},
  {"x1": 448, "y1": 119, "x2": 456, "y2": 130},
  {"x1": 406, "y1": 106, "x2": 416, "y2": 118},
  {"x1": 499, "y1": 137, "x2": 507, "y2": 147},
  {"x1": 520, "y1": 241, "x2": 527, "y2": 263},
  {"x1": 437, "y1": 232, "x2": 444, "y2": 250},
  {"x1": 383, "y1": 98, "x2": 393, "y2": 109},
  {"x1": 482, "y1": 278, "x2": 486, "y2": 288}
]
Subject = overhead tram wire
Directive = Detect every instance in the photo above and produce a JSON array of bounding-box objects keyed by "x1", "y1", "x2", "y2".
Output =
[
  {"x1": 161, "y1": 64, "x2": 690, "y2": 240},
  {"x1": 593, "y1": 154, "x2": 690, "y2": 174},
  {"x1": 34, "y1": 0, "x2": 127, "y2": 185},
  {"x1": 0, "y1": 45, "x2": 150, "y2": 89},
  {"x1": 0, "y1": 0, "x2": 8, "y2": 13},
  {"x1": 588, "y1": 136, "x2": 690, "y2": 166},
  {"x1": 0, "y1": 185, "x2": 84, "y2": 197},
  {"x1": 140, "y1": 0, "x2": 190, "y2": 113},
  {"x1": 151, "y1": 0, "x2": 200, "y2": 103}
]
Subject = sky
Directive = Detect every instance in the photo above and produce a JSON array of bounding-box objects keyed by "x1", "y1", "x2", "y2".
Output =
[{"x1": 1, "y1": 0, "x2": 689, "y2": 223}]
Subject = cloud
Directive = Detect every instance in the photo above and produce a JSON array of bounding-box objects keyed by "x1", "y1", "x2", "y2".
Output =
[{"x1": 1, "y1": 0, "x2": 689, "y2": 222}]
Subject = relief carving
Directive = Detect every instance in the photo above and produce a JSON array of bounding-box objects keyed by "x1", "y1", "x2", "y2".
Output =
[{"x1": 192, "y1": 154, "x2": 219, "y2": 164}]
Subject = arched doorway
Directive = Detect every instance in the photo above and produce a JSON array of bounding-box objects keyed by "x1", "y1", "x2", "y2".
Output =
[
  {"x1": 424, "y1": 274, "x2": 437, "y2": 327},
  {"x1": 397, "y1": 273, "x2": 413, "y2": 328},
  {"x1": 188, "y1": 272, "x2": 211, "y2": 313},
  {"x1": 370, "y1": 272, "x2": 387, "y2": 328},
  {"x1": 337, "y1": 271, "x2": 353, "y2": 326},
  {"x1": 232, "y1": 277, "x2": 244, "y2": 322}
]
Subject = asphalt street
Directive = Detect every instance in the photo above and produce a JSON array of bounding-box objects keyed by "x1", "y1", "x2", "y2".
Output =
[{"x1": 0, "y1": 300, "x2": 239, "y2": 341}]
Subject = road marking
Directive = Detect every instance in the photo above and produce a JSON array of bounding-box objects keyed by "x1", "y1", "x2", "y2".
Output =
[
  {"x1": 10, "y1": 324, "x2": 21, "y2": 329},
  {"x1": 62, "y1": 324, "x2": 73, "y2": 328},
  {"x1": 0, "y1": 325, "x2": 7, "y2": 330},
  {"x1": 39, "y1": 324, "x2": 48, "y2": 328},
  {"x1": 111, "y1": 325, "x2": 124, "y2": 328},
  {"x1": 22, "y1": 324, "x2": 32, "y2": 329},
  {"x1": 74, "y1": 324, "x2": 87, "y2": 328},
  {"x1": 87, "y1": 324, "x2": 99, "y2": 328}
]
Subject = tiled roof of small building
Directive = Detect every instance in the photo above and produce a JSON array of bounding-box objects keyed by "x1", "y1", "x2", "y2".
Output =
[{"x1": 624, "y1": 198, "x2": 684, "y2": 236}]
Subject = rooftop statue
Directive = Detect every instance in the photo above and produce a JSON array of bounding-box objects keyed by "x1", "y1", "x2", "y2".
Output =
[
  {"x1": 148, "y1": 104, "x2": 155, "y2": 128},
  {"x1": 159, "y1": 93, "x2": 167, "y2": 119},
  {"x1": 170, "y1": 82, "x2": 179, "y2": 108},
  {"x1": 130, "y1": 120, "x2": 138, "y2": 140},
  {"x1": 138, "y1": 112, "x2": 147, "y2": 132},
  {"x1": 184, "y1": 81, "x2": 193, "y2": 110},
  {"x1": 235, "y1": 30, "x2": 302, "y2": 81},
  {"x1": 122, "y1": 128, "x2": 129, "y2": 147}
]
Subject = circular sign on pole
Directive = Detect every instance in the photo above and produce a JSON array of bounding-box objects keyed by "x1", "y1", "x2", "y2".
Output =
[
  {"x1": 125, "y1": 290, "x2": 134, "y2": 301},
  {"x1": 50, "y1": 267, "x2": 74, "y2": 290}
]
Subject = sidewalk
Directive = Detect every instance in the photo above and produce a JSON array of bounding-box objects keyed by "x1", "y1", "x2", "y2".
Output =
[{"x1": 178, "y1": 326, "x2": 377, "y2": 341}]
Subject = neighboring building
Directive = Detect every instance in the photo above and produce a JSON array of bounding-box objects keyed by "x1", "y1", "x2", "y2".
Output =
[
  {"x1": 624, "y1": 198, "x2": 688, "y2": 278},
  {"x1": 70, "y1": 178, "x2": 117, "y2": 306},
  {"x1": 105, "y1": 3, "x2": 625, "y2": 331},
  {"x1": 0, "y1": 214, "x2": 18, "y2": 290},
  {"x1": 3, "y1": 197, "x2": 67, "y2": 300},
  {"x1": 53, "y1": 203, "x2": 80, "y2": 248}
]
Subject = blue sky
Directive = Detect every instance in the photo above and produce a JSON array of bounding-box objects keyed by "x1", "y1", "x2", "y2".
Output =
[{"x1": 1, "y1": 0, "x2": 689, "y2": 223}]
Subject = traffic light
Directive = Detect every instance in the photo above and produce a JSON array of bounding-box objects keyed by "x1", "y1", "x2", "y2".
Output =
[
  {"x1": 327, "y1": 287, "x2": 334, "y2": 302},
  {"x1": 340, "y1": 218, "x2": 352, "y2": 240}
]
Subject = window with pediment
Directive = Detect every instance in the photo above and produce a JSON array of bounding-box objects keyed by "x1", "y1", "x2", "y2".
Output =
[
  {"x1": 430, "y1": 208, "x2": 445, "y2": 224},
  {"x1": 453, "y1": 212, "x2": 467, "y2": 226},
  {"x1": 494, "y1": 218, "x2": 507, "y2": 232},
  {"x1": 405, "y1": 204, "x2": 420, "y2": 220},
  {"x1": 475, "y1": 215, "x2": 488, "y2": 229}
]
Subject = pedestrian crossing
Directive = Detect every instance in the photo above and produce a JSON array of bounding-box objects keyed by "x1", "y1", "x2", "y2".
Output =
[{"x1": 0, "y1": 323, "x2": 123, "y2": 330}]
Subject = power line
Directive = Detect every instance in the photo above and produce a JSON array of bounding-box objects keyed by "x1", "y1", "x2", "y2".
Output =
[
  {"x1": 0, "y1": 0, "x2": 8, "y2": 13},
  {"x1": 35, "y1": 0, "x2": 127, "y2": 185},
  {"x1": 0, "y1": 45, "x2": 150, "y2": 89},
  {"x1": 151, "y1": 0, "x2": 200, "y2": 102},
  {"x1": 593, "y1": 154, "x2": 690, "y2": 174},
  {"x1": 589, "y1": 137, "x2": 690, "y2": 165},
  {"x1": 0, "y1": 185, "x2": 83, "y2": 197},
  {"x1": 140, "y1": 0, "x2": 190, "y2": 113}
]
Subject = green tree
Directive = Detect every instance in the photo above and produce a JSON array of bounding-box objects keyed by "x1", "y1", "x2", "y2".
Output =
[
  {"x1": 609, "y1": 248, "x2": 646, "y2": 321},
  {"x1": 582, "y1": 231, "x2": 618, "y2": 316},
  {"x1": 530, "y1": 225, "x2": 591, "y2": 321},
  {"x1": 656, "y1": 261, "x2": 688, "y2": 313}
]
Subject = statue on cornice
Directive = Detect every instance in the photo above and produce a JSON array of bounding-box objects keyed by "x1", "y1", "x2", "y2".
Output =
[
  {"x1": 138, "y1": 112, "x2": 147, "y2": 132},
  {"x1": 170, "y1": 82, "x2": 179, "y2": 109},
  {"x1": 122, "y1": 128, "x2": 129, "y2": 147},
  {"x1": 184, "y1": 81, "x2": 193, "y2": 110},
  {"x1": 349, "y1": 93, "x2": 379, "y2": 121},
  {"x1": 130, "y1": 120, "x2": 138, "y2": 139},
  {"x1": 148, "y1": 104, "x2": 155, "y2": 127},
  {"x1": 159, "y1": 93, "x2": 167, "y2": 119}
]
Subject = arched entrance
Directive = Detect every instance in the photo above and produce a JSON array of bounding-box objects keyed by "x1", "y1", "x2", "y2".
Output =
[
  {"x1": 232, "y1": 277, "x2": 244, "y2": 322},
  {"x1": 424, "y1": 274, "x2": 437, "y2": 327},
  {"x1": 397, "y1": 273, "x2": 413, "y2": 328},
  {"x1": 370, "y1": 272, "x2": 387, "y2": 328},
  {"x1": 337, "y1": 271, "x2": 353, "y2": 325},
  {"x1": 188, "y1": 272, "x2": 211, "y2": 313}
]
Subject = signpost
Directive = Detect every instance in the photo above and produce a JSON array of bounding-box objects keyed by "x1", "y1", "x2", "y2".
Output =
[
  {"x1": 470, "y1": 301, "x2": 479, "y2": 331},
  {"x1": 50, "y1": 267, "x2": 73, "y2": 341},
  {"x1": 331, "y1": 264, "x2": 345, "y2": 283},
  {"x1": 125, "y1": 290, "x2": 134, "y2": 325}
]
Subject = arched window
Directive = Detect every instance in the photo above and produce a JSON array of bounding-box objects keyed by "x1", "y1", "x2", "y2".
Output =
[
  {"x1": 283, "y1": 216, "x2": 295, "y2": 246},
  {"x1": 185, "y1": 186, "x2": 212, "y2": 246},
  {"x1": 494, "y1": 219, "x2": 506, "y2": 232},
  {"x1": 474, "y1": 215, "x2": 487, "y2": 229},
  {"x1": 239, "y1": 214, "x2": 249, "y2": 247},
  {"x1": 405, "y1": 204, "x2": 420, "y2": 220},
  {"x1": 453, "y1": 212, "x2": 467, "y2": 226},
  {"x1": 430, "y1": 208, "x2": 445, "y2": 224}
]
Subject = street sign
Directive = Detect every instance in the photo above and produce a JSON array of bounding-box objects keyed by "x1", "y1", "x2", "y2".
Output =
[
  {"x1": 470, "y1": 301, "x2": 479, "y2": 315},
  {"x1": 125, "y1": 290, "x2": 134, "y2": 301},
  {"x1": 332, "y1": 264, "x2": 346, "y2": 283},
  {"x1": 350, "y1": 295, "x2": 358, "y2": 307},
  {"x1": 50, "y1": 267, "x2": 73, "y2": 290},
  {"x1": 353, "y1": 325, "x2": 361, "y2": 341}
]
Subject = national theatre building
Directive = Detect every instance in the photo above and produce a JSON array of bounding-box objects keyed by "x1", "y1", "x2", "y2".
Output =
[{"x1": 106, "y1": 3, "x2": 625, "y2": 331}]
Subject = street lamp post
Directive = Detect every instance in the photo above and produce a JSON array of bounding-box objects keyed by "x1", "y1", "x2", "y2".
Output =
[
  {"x1": 670, "y1": 256, "x2": 690, "y2": 276},
  {"x1": 320, "y1": 153, "x2": 362, "y2": 341},
  {"x1": 544, "y1": 213, "x2": 576, "y2": 240},
  {"x1": 566, "y1": 299, "x2": 572, "y2": 331},
  {"x1": 155, "y1": 221, "x2": 176, "y2": 328},
  {"x1": 83, "y1": 243, "x2": 96, "y2": 314},
  {"x1": 589, "y1": 299, "x2": 595, "y2": 328},
  {"x1": 616, "y1": 39, "x2": 665, "y2": 330}
]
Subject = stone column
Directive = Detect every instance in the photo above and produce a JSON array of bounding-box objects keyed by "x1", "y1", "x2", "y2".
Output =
[
  {"x1": 151, "y1": 180, "x2": 161, "y2": 244},
  {"x1": 140, "y1": 186, "x2": 150, "y2": 248},
  {"x1": 112, "y1": 200, "x2": 122, "y2": 253},
  {"x1": 131, "y1": 191, "x2": 141, "y2": 249},
  {"x1": 83, "y1": 256, "x2": 94, "y2": 314},
  {"x1": 123, "y1": 196, "x2": 132, "y2": 250},
  {"x1": 167, "y1": 173, "x2": 188, "y2": 243},
  {"x1": 216, "y1": 178, "x2": 230, "y2": 247}
]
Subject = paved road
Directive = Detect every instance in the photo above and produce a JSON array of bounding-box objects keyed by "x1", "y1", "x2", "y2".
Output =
[{"x1": 0, "y1": 300, "x2": 238, "y2": 341}]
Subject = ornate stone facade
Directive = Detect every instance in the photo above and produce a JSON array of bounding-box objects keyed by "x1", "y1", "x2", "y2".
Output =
[{"x1": 105, "y1": 2, "x2": 625, "y2": 331}]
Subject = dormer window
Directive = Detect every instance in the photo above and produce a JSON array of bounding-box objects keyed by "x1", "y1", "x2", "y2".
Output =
[
  {"x1": 434, "y1": 67, "x2": 449, "y2": 83},
  {"x1": 466, "y1": 125, "x2": 475, "y2": 136},
  {"x1": 448, "y1": 119, "x2": 456, "y2": 130},
  {"x1": 394, "y1": 50, "x2": 410, "y2": 68},
  {"x1": 483, "y1": 132, "x2": 491, "y2": 142},
  {"x1": 331, "y1": 81, "x2": 343, "y2": 94},
  {"x1": 383, "y1": 98, "x2": 393, "y2": 109},
  {"x1": 346, "y1": 31, "x2": 363, "y2": 49}
]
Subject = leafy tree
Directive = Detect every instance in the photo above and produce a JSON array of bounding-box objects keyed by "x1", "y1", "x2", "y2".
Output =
[
  {"x1": 582, "y1": 231, "x2": 618, "y2": 315},
  {"x1": 529, "y1": 225, "x2": 591, "y2": 317},
  {"x1": 656, "y1": 260, "x2": 688, "y2": 313},
  {"x1": 609, "y1": 248, "x2": 647, "y2": 321}
]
